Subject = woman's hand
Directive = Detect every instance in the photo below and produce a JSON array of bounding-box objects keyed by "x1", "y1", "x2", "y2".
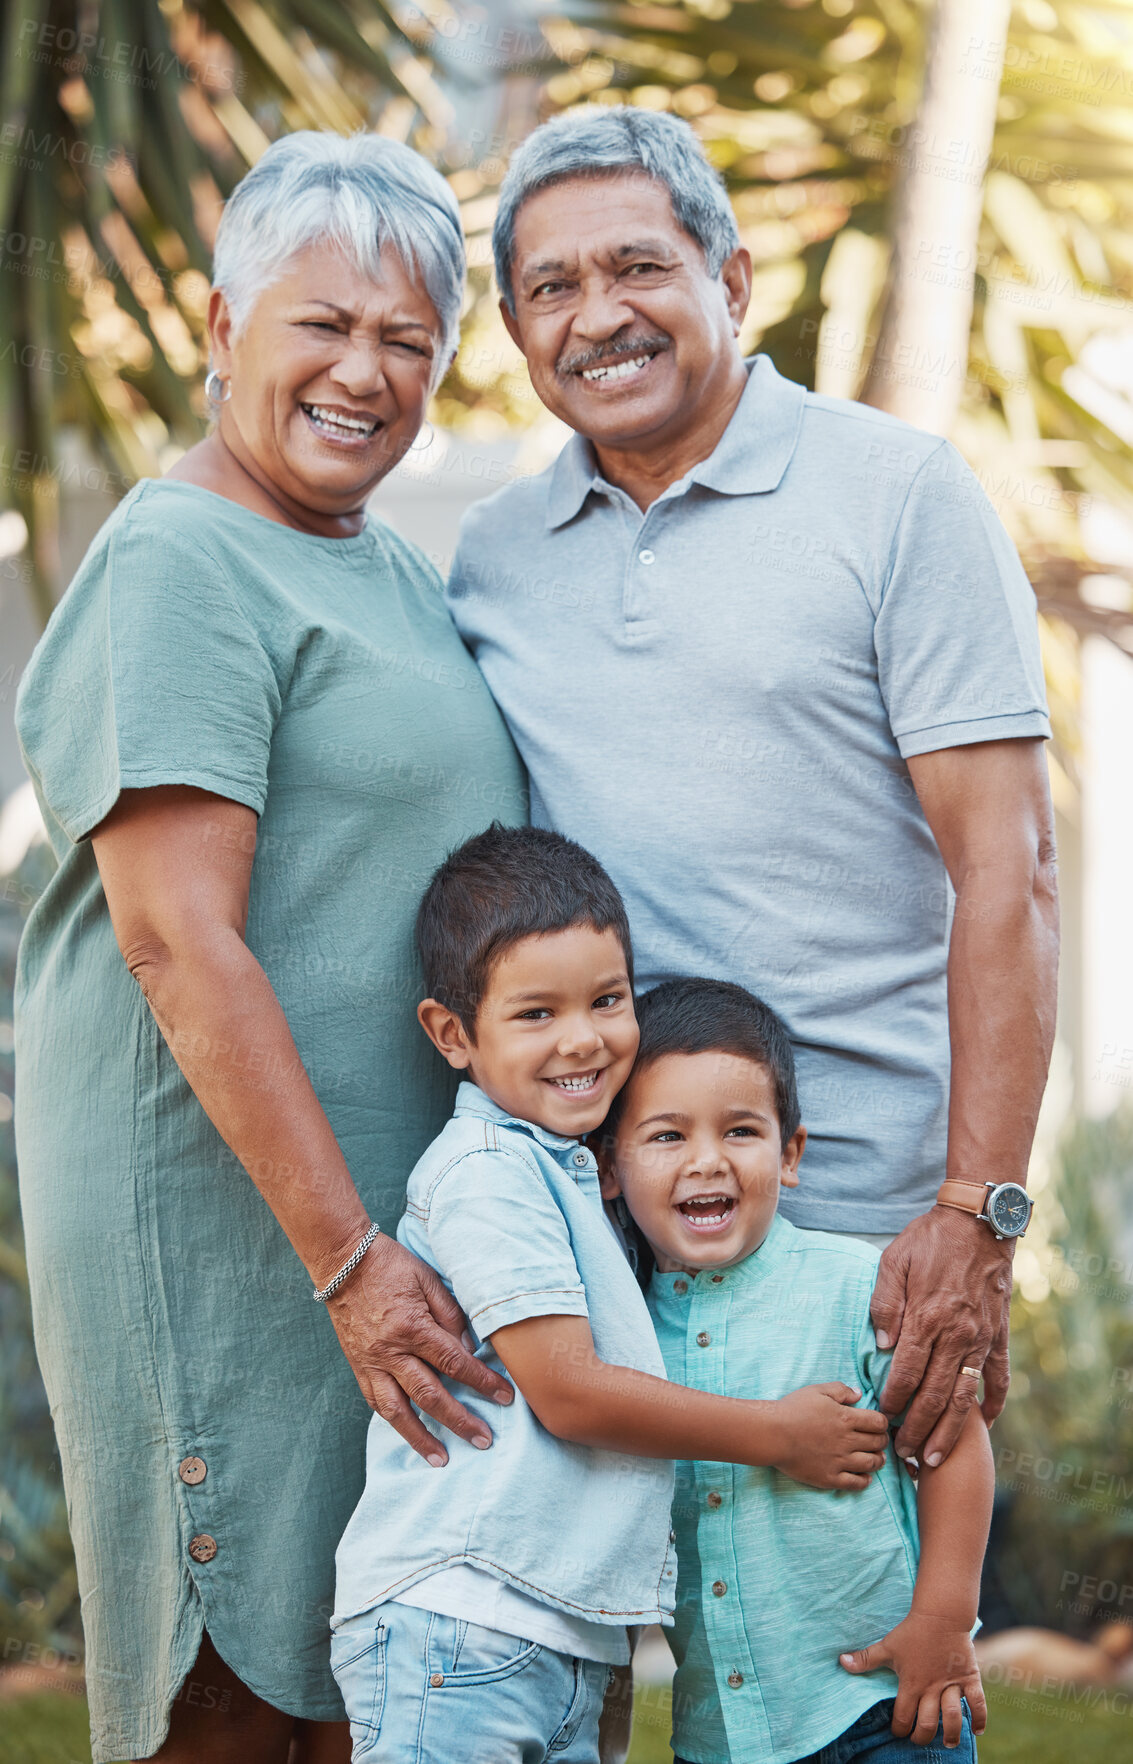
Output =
[
  {"x1": 326, "y1": 1233, "x2": 513, "y2": 1464},
  {"x1": 91, "y1": 785, "x2": 513, "y2": 1468}
]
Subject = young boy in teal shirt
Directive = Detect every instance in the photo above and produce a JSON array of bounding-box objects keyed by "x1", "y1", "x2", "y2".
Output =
[{"x1": 600, "y1": 977, "x2": 993, "y2": 1764}]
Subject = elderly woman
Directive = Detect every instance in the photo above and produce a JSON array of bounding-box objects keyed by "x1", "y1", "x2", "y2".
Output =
[{"x1": 14, "y1": 132, "x2": 524, "y2": 1764}]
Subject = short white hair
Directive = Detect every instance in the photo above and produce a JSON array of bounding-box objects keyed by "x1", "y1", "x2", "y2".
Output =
[
  {"x1": 494, "y1": 108, "x2": 740, "y2": 312},
  {"x1": 212, "y1": 131, "x2": 465, "y2": 380}
]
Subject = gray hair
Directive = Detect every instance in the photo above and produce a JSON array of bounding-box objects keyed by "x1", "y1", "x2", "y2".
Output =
[
  {"x1": 493, "y1": 107, "x2": 741, "y2": 312},
  {"x1": 211, "y1": 131, "x2": 465, "y2": 379}
]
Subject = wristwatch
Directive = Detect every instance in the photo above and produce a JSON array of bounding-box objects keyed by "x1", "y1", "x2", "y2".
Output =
[{"x1": 936, "y1": 1178, "x2": 1033, "y2": 1240}]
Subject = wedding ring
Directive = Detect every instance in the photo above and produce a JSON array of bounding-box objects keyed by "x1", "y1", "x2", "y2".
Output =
[{"x1": 960, "y1": 1365, "x2": 982, "y2": 1379}]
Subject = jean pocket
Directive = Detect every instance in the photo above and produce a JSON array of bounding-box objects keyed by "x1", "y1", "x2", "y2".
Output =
[
  {"x1": 440, "y1": 1617, "x2": 541, "y2": 1684},
  {"x1": 330, "y1": 1619, "x2": 388, "y2": 1758}
]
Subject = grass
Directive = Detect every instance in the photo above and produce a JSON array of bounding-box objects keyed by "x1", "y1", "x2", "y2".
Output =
[
  {"x1": 0, "y1": 1693, "x2": 92, "y2": 1764},
  {"x1": 1, "y1": 1681, "x2": 1128, "y2": 1762}
]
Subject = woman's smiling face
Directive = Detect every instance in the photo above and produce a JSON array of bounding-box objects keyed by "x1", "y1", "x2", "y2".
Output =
[{"x1": 207, "y1": 241, "x2": 442, "y2": 523}]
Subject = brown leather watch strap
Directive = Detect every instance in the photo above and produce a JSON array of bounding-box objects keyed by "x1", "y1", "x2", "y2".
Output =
[{"x1": 936, "y1": 1179, "x2": 990, "y2": 1216}]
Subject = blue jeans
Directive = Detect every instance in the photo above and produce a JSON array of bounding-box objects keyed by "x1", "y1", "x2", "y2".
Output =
[
  {"x1": 330, "y1": 1604, "x2": 611, "y2": 1762},
  {"x1": 676, "y1": 1695, "x2": 977, "y2": 1764}
]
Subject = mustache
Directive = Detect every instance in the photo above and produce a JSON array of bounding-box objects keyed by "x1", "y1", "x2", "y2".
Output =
[{"x1": 556, "y1": 333, "x2": 670, "y2": 378}]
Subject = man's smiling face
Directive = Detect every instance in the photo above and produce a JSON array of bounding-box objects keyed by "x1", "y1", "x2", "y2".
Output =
[{"x1": 501, "y1": 171, "x2": 750, "y2": 456}]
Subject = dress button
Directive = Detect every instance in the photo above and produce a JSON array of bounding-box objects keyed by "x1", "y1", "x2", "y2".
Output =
[
  {"x1": 178, "y1": 1456, "x2": 207, "y2": 1486},
  {"x1": 707, "y1": 1491, "x2": 723, "y2": 1510},
  {"x1": 189, "y1": 1534, "x2": 217, "y2": 1563},
  {"x1": 430, "y1": 1673, "x2": 445, "y2": 1688},
  {"x1": 712, "y1": 1580, "x2": 728, "y2": 1598},
  {"x1": 673, "y1": 1279, "x2": 688, "y2": 1295},
  {"x1": 572, "y1": 1150, "x2": 589, "y2": 1167},
  {"x1": 638, "y1": 548, "x2": 655, "y2": 565},
  {"x1": 727, "y1": 1671, "x2": 744, "y2": 1689},
  {"x1": 696, "y1": 1331, "x2": 711, "y2": 1347}
]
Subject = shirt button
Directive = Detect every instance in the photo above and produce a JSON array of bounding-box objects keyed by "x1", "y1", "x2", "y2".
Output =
[
  {"x1": 178, "y1": 1456, "x2": 207, "y2": 1486},
  {"x1": 572, "y1": 1150, "x2": 589, "y2": 1167},
  {"x1": 430, "y1": 1672, "x2": 445, "y2": 1687},
  {"x1": 669, "y1": 1529, "x2": 676, "y2": 1544},
  {"x1": 696, "y1": 1331, "x2": 711, "y2": 1347},
  {"x1": 728, "y1": 1671, "x2": 744, "y2": 1689},
  {"x1": 712, "y1": 1580, "x2": 728, "y2": 1598},
  {"x1": 707, "y1": 1491, "x2": 723, "y2": 1509},
  {"x1": 638, "y1": 547, "x2": 655, "y2": 565},
  {"x1": 189, "y1": 1534, "x2": 217, "y2": 1563},
  {"x1": 673, "y1": 1279, "x2": 688, "y2": 1295}
]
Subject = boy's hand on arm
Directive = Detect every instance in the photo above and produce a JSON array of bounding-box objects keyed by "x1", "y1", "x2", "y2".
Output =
[
  {"x1": 839, "y1": 1406, "x2": 993, "y2": 1747},
  {"x1": 770, "y1": 1384, "x2": 890, "y2": 1491},
  {"x1": 491, "y1": 1316, "x2": 888, "y2": 1489}
]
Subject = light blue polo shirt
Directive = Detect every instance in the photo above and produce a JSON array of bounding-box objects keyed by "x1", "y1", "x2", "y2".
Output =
[
  {"x1": 649, "y1": 1214, "x2": 920, "y2": 1764},
  {"x1": 333, "y1": 1081, "x2": 676, "y2": 1635},
  {"x1": 447, "y1": 357, "x2": 1051, "y2": 1232}
]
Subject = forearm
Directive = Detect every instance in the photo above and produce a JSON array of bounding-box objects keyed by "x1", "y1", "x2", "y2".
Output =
[
  {"x1": 912, "y1": 1408, "x2": 994, "y2": 1622},
  {"x1": 496, "y1": 1326, "x2": 782, "y2": 1465},
  {"x1": 945, "y1": 867, "x2": 1058, "y2": 1188},
  {"x1": 133, "y1": 930, "x2": 370, "y2": 1287}
]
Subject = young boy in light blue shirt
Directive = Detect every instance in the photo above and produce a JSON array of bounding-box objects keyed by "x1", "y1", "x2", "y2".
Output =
[
  {"x1": 600, "y1": 977, "x2": 994, "y2": 1764},
  {"x1": 331, "y1": 826, "x2": 889, "y2": 1762}
]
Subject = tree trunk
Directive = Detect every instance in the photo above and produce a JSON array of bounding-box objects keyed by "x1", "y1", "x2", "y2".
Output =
[{"x1": 862, "y1": 0, "x2": 1009, "y2": 435}]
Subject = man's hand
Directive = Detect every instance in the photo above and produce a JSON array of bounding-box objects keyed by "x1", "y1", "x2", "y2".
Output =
[
  {"x1": 327, "y1": 1233, "x2": 513, "y2": 1465},
  {"x1": 871, "y1": 1208, "x2": 1012, "y2": 1465},
  {"x1": 839, "y1": 1611, "x2": 986, "y2": 1749},
  {"x1": 770, "y1": 1383, "x2": 890, "y2": 1491}
]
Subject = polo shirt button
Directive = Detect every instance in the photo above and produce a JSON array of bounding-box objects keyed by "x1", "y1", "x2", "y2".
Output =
[
  {"x1": 712, "y1": 1580, "x2": 728, "y2": 1598},
  {"x1": 727, "y1": 1671, "x2": 744, "y2": 1689},
  {"x1": 638, "y1": 548, "x2": 655, "y2": 564},
  {"x1": 711, "y1": 1274, "x2": 724, "y2": 1283},
  {"x1": 707, "y1": 1491, "x2": 723, "y2": 1509},
  {"x1": 178, "y1": 1456, "x2": 207, "y2": 1485},
  {"x1": 189, "y1": 1534, "x2": 217, "y2": 1563},
  {"x1": 696, "y1": 1331, "x2": 711, "y2": 1347},
  {"x1": 430, "y1": 1672, "x2": 445, "y2": 1687},
  {"x1": 572, "y1": 1150, "x2": 589, "y2": 1167},
  {"x1": 673, "y1": 1279, "x2": 688, "y2": 1295}
]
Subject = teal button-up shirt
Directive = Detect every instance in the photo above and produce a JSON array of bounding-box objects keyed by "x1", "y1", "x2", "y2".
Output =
[{"x1": 649, "y1": 1215, "x2": 920, "y2": 1764}]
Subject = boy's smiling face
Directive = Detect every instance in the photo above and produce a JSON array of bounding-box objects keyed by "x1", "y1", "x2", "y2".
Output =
[
  {"x1": 604, "y1": 1050, "x2": 806, "y2": 1274},
  {"x1": 418, "y1": 924, "x2": 639, "y2": 1138}
]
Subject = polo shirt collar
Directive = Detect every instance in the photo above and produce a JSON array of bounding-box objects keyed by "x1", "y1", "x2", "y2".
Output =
[
  {"x1": 454, "y1": 1078, "x2": 578, "y2": 1153},
  {"x1": 544, "y1": 353, "x2": 805, "y2": 531}
]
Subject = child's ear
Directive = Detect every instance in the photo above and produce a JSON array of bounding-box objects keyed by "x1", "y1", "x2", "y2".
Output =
[
  {"x1": 417, "y1": 999, "x2": 474, "y2": 1069},
  {"x1": 779, "y1": 1125, "x2": 807, "y2": 1190},
  {"x1": 593, "y1": 1133, "x2": 622, "y2": 1201}
]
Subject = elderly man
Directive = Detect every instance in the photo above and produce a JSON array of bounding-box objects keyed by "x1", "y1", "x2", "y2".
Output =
[{"x1": 447, "y1": 108, "x2": 1058, "y2": 1471}]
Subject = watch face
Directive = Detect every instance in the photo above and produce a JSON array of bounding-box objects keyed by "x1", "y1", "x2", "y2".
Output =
[{"x1": 988, "y1": 1183, "x2": 1030, "y2": 1236}]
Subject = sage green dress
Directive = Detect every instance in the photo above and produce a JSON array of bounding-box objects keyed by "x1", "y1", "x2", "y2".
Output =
[{"x1": 14, "y1": 478, "x2": 526, "y2": 1763}]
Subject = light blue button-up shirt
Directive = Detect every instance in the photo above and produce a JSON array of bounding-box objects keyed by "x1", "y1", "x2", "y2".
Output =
[
  {"x1": 333, "y1": 1082, "x2": 676, "y2": 1631},
  {"x1": 649, "y1": 1213, "x2": 920, "y2": 1764},
  {"x1": 447, "y1": 357, "x2": 1051, "y2": 1233}
]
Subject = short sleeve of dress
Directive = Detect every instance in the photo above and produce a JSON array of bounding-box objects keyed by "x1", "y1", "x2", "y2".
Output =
[
  {"x1": 874, "y1": 440, "x2": 1052, "y2": 759},
  {"x1": 424, "y1": 1148, "x2": 589, "y2": 1341},
  {"x1": 17, "y1": 501, "x2": 281, "y2": 844}
]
